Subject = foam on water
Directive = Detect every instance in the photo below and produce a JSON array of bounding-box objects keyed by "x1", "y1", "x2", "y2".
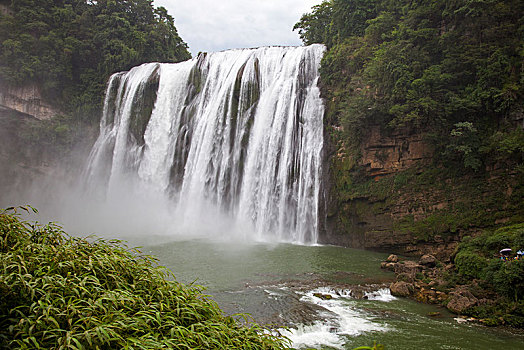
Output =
[
  {"x1": 364, "y1": 288, "x2": 397, "y2": 302},
  {"x1": 281, "y1": 287, "x2": 390, "y2": 349}
]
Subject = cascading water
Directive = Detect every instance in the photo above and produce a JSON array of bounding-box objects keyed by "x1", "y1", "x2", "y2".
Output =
[{"x1": 85, "y1": 45, "x2": 325, "y2": 244}]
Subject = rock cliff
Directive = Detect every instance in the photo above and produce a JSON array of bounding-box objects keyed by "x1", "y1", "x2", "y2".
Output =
[
  {"x1": 357, "y1": 126, "x2": 432, "y2": 179},
  {"x1": 0, "y1": 83, "x2": 62, "y2": 120},
  {"x1": 321, "y1": 122, "x2": 523, "y2": 260}
]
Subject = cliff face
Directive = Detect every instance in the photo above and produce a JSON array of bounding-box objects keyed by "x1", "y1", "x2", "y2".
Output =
[
  {"x1": 0, "y1": 82, "x2": 66, "y2": 197},
  {"x1": 321, "y1": 123, "x2": 524, "y2": 261},
  {"x1": 0, "y1": 4, "x2": 13, "y2": 16},
  {"x1": 0, "y1": 83, "x2": 62, "y2": 120},
  {"x1": 356, "y1": 126, "x2": 432, "y2": 179},
  {"x1": 0, "y1": 106, "x2": 53, "y2": 200}
]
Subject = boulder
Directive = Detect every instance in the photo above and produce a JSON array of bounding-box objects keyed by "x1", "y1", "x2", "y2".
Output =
[
  {"x1": 446, "y1": 289, "x2": 478, "y2": 314},
  {"x1": 419, "y1": 254, "x2": 437, "y2": 267},
  {"x1": 380, "y1": 261, "x2": 397, "y2": 271},
  {"x1": 394, "y1": 261, "x2": 423, "y2": 277},
  {"x1": 313, "y1": 293, "x2": 333, "y2": 300},
  {"x1": 416, "y1": 288, "x2": 438, "y2": 304},
  {"x1": 386, "y1": 254, "x2": 399, "y2": 263},
  {"x1": 385, "y1": 262, "x2": 396, "y2": 271},
  {"x1": 396, "y1": 272, "x2": 414, "y2": 283},
  {"x1": 389, "y1": 281, "x2": 414, "y2": 297}
]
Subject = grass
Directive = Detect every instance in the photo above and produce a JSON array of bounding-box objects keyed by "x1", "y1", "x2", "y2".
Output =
[{"x1": 0, "y1": 206, "x2": 289, "y2": 349}]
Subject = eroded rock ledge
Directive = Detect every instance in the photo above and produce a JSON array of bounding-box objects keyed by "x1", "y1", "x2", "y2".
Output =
[{"x1": 0, "y1": 83, "x2": 61, "y2": 120}]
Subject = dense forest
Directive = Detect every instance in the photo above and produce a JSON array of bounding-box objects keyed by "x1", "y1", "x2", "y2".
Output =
[
  {"x1": 295, "y1": 0, "x2": 523, "y2": 172},
  {"x1": 0, "y1": 0, "x2": 191, "y2": 120}
]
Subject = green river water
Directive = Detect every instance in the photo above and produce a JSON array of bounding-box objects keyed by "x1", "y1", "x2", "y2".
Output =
[{"x1": 124, "y1": 236, "x2": 524, "y2": 350}]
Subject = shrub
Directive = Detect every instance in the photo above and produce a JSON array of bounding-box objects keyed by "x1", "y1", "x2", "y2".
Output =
[
  {"x1": 484, "y1": 231, "x2": 513, "y2": 252},
  {"x1": 0, "y1": 207, "x2": 287, "y2": 349},
  {"x1": 454, "y1": 250, "x2": 488, "y2": 279},
  {"x1": 485, "y1": 259, "x2": 524, "y2": 301}
]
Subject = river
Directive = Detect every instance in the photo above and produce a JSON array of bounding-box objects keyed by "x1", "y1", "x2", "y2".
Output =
[{"x1": 118, "y1": 235, "x2": 524, "y2": 350}]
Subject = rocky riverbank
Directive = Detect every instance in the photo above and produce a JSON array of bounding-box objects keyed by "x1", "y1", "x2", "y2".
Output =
[{"x1": 381, "y1": 253, "x2": 524, "y2": 327}]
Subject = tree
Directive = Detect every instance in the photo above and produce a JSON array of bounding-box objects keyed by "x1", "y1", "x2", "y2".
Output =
[{"x1": 0, "y1": 0, "x2": 191, "y2": 121}]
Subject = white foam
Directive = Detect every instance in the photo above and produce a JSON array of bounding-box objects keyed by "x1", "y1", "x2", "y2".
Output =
[
  {"x1": 282, "y1": 288, "x2": 389, "y2": 349},
  {"x1": 280, "y1": 323, "x2": 344, "y2": 350},
  {"x1": 264, "y1": 289, "x2": 285, "y2": 299},
  {"x1": 364, "y1": 288, "x2": 397, "y2": 302}
]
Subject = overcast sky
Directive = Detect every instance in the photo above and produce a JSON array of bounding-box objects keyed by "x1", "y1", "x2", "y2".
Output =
[{"x1": 153, "y1": 0, "x2": 321, "y2": 56}]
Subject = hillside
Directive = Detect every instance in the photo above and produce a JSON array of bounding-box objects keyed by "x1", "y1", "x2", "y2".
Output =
[
  {"x1": 0, "y1": 0, "x2": 190, "y2": 120},
  {"x1": 293, "y1": 0, "x2": 524, "y2": 258},
  {"x1": 295, "y1": 0, "x2": 524, "y2": 327}
]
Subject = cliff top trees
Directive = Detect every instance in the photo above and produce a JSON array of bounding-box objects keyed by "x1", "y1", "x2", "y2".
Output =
[
  {"x1": 295, "y1": 0, "x2": 524, "y2": 171},
  {"x1": 0, "y1": 0, "x2": 191, "y2": 120}
]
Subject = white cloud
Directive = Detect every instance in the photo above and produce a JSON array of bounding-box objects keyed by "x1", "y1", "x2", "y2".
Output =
[{"x1": 153, "y1": 0, "x2": 321, "y2": 56}]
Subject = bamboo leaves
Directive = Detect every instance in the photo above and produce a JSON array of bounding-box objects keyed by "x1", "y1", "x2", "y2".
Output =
[{"x1": 0, "y1": 208, "x2": 288, "y2": 349}]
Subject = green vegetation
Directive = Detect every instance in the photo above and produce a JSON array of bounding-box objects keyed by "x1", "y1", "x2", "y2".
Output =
[
  {"x1": 297, "y1": 1, "x2": 524, "y2": 253},
  {"x1": 0, "y1": 207, "x2": 288, "y2": 349},
  {"x1": 0, "y1": 0, "x2": 191, "y2": 121},
  {"x1": 449, "y1": 224, "x2": 524, "y2": 327},
  {"x1": 455, "y1": 224, "x2": 524, "y2": 298},
  {"x1": 353, "y1": 342, "x2": 384, "y2": 350},
  {"x1": 296, "y1": 1, "x2": 523, "y2": 172}
]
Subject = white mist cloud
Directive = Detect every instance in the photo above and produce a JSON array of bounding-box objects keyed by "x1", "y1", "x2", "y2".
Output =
[{"x1": 154, "y1": 0, "x2": 321, "y2": 56}]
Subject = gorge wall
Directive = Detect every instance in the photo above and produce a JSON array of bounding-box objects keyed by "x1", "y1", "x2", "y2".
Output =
[
  {"x1": 0, "y1": 83, "x2": 62, "y2": 120},
  {"x1": 321, "y1": 121, "x2": 524, "y2": 260},
  {"x1": 0, "y1": 84, "x2": 92, "y2": 202}
]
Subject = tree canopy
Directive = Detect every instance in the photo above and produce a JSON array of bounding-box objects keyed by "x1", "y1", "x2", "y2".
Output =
[
  {"x1": 0, "y1": 0, "x2": 191, "y2": 120},
  {"x1": 295, "y1": 0, "x2": 524, "y2": 171}
]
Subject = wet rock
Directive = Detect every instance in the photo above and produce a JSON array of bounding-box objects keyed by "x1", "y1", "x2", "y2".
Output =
[
  {"x1": 419, "y1": 254, "x2": 437, "y2": 267},
  {"x1": 386, "y1": 254, "x2": 399, "y2": 263},
  {"x1": 447, "y1": 288, "x2": 478, "y2": 314},
  {"x1": 396, "y1": 272, "x2": 414, "y2": 283},
  {"x1": 416, "y1": 288, "x2": 439, "y2": 304},
  {"x1": 380, "y1": 261, "x2": 397, "y2": 271},
  {"x1": 313, "y1": 293, "x2": 333, "y2": 300},
  {"x1": 436, "y1": 291, "x2": 448, "y2": 302},
  {"x1": 385, "y1": 262, "x2": 396, "y2": 271},
  {"x1": 393, "y1": 261, "x2": 423, "y2": 277},
  {"x1": 427, "y1": 280, "x2": 438, "y2": 287},
  {"x1": 389, "y1": 281, "x2": 414, "y2": 297}
]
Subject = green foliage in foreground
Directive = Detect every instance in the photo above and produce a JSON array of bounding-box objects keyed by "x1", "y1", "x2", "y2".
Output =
[
  {"x1": 353, "y1": 341, "x2": 384, "y2": 350},
  {"x1": 0, "y1": 207, "x2": 288, "y2": 349}
]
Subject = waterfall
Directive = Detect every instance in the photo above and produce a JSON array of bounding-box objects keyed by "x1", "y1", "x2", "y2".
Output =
[{"x1": 85, "y1": 45, "x2": 325, "y2": 244}]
